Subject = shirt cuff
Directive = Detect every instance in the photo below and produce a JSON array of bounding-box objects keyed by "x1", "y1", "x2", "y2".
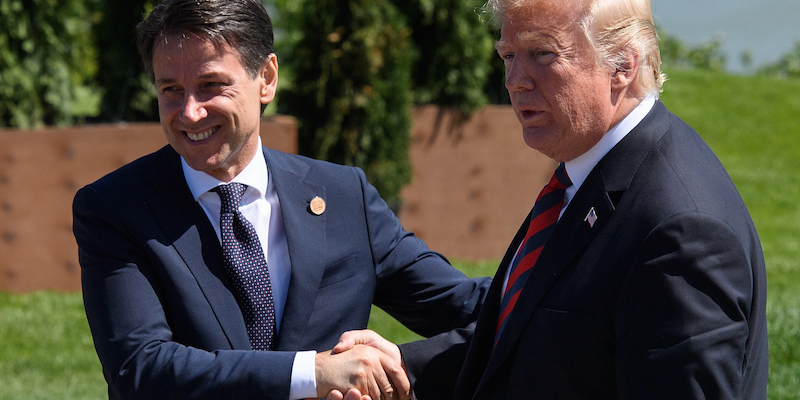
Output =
[{"x1": 290, "y1": 350, "x2": 317, "y2": 399}]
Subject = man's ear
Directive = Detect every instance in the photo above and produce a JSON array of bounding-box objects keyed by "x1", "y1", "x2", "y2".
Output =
[
  {"x1": 259, "y1": 53, "x2": 279, "y2": 104},
  {"x1": 611, "y1": 48, "x2": 639, "y2": 94}
]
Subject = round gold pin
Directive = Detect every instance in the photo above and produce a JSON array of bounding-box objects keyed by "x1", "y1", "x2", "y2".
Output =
[{"x1": 309, "y1": 196, "x2": 326, "y2": 215}]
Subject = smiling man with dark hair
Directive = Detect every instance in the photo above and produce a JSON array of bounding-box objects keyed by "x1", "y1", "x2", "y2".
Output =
[{"x1": 73, "y1": 1, "x2": 490, "y2": 399}]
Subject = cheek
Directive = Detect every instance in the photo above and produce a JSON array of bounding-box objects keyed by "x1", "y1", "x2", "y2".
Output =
[
  {"x1": 157, "y1": 96, "x2": 182, "y2": 118},
  {"x1": 556, "y1": 77, "x2": 606, "y2": 126}
]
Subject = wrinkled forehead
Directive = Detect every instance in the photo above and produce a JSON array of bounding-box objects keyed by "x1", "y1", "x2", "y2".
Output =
[
  {"x1": 495, "y1": 0, "x2": 589, "y2": 47},
  {"x1": 498, "y1": 0, "x2": 592, "y2": 26}
]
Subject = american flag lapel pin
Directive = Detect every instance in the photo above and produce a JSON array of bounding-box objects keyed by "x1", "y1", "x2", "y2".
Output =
[{"x1": 584, "y1": 207, "x2": 598, "y2": 228}]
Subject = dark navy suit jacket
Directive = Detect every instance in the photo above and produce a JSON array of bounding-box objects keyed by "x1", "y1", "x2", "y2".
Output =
[
  {"x1": 401, "y1": 101, "x2": 769, "y2": 399},
  {"x1": 73, "y1": 145, "x2": 490, "y2": 399}
]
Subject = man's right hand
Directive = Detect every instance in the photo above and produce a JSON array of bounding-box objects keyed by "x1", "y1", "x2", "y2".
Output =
[{"x1": 315, "y1": 343, "x2": 410, "y2": 400}]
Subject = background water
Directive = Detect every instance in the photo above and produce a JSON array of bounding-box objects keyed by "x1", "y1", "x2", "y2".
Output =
[{"x1": 652, "y1": 0, "x2": 800, "y2": 72}]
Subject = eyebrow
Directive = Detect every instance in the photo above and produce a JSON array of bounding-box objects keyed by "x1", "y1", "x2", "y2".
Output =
[
  {"x1": 495, "y1": 31, "x2": 557, "y2": 52},
  {"x1": 155, "y1": 77, "x2": 177, "y2": 87},
  {"x1": 155, "y1": 71, "x2": 229, "y2": 87},
  {"x1": 197, "y1": 71, "x2": 229, "y2": 80}
]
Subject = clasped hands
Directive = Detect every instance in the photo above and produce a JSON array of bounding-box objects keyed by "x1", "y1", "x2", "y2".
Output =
[{"x1": 314, "y1": 330, "x2": 409, "y2": 400}]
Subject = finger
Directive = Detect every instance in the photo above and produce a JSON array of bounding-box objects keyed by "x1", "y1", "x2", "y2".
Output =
[
  {"x1": 367, "y1": 371, "x2": 383, "y2": 400},
  {"x1": 371, "y1": 353, "x2": 397, "y2": 400},
  {"x1": 326, "y1": 389, "x2": 344, "y2": 400},
  {"x1": 349, "y1": 346, "x2": 385, "y2": 400},
  {"x1": 342, "y1": 388, "x2": 365, "y2": 400},
  {"x1": 378, "y1": 351, "x2": 410, "y2": 400}
]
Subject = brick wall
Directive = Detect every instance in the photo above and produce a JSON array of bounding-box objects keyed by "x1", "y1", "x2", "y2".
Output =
[{"x1": 0, "y1": 108, "x2": 554, "y2": 292}]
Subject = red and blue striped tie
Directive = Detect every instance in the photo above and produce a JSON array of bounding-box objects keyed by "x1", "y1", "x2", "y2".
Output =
[{"x1": 495, "y1": 163, "x2": 571, "y2": 345}]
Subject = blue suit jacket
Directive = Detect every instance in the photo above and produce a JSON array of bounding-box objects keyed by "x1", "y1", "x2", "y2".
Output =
[
  {"x1": 401, "y1": 101, "x2": 769, "y2": 399},
  {"x1": 73, "y1": 145, "x2": 490, "y2": 399}
]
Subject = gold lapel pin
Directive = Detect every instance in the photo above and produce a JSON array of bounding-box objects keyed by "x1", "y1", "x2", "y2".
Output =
[
  {"x1": 584, "y1": 207, "x2": 598, "y2": 228},
  {"x1": 309, "y1": 196, "x2": 326, "y2": 216}
]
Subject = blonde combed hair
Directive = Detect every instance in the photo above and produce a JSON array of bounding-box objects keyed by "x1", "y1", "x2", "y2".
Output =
[{"x1": 482, "y1": 0, "x2": 666, "y2": 97}]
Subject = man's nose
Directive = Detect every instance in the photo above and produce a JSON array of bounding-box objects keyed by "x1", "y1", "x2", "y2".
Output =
[
  {"x1": 180, "y1": 95, "x2": 208, "y2": 123},
  {"x1": 505, "y1": 60, "x2": 535, "y2": 92}
]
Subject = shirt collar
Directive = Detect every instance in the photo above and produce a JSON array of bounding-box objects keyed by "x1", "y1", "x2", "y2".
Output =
[
  {"x1": 564, "y1": 96, "x2": 656, "y2": 192},
  {"x1": 182, "y1": 136, "x2": 268, "y2": 201}
]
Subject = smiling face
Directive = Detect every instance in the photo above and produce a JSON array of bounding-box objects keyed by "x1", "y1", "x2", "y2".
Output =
[
  {"x1": 153, "y1": 34, "x2": 278, "y2": 181},
  {"x1": 496, "y1": 0, "x2": 621, "y2": 162}
]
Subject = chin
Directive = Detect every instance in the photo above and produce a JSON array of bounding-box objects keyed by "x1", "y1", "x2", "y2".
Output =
[{"x1": 522, "y1": 128, "x2": 555, "y2": 155}]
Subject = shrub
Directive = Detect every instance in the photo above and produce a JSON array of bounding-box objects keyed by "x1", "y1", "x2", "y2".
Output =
[{"x1": 0, "y1": 0, "x2": 101, "y2": 128}]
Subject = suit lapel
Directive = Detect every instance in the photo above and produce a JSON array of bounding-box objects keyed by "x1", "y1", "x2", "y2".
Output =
[
  {"x1": 469, "y1": 101, "x2": 672, "y2": 397},
  {"x1": 262, "y1": 149, "x2": 328, "y2": 350},
  {"x1": 472, "y1": 173, "x2": 616, "y2": 393},
  {"x1": 142, "y1": 146, "x2": 251, "y2": 350},
  {"x1": 454, "y1": 217, "x2": 528, "y2": 399}
]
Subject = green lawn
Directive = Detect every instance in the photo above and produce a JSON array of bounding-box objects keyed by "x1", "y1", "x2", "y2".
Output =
[
  {"x1": 0, "y1": 291, "x2": 106, "y2": 399},
  {"x1": 1, "y1": 70, "x2": 799, "y2": 399}
]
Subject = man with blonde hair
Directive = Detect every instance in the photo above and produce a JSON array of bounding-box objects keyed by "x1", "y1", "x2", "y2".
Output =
[{"x1": 334, "y1": 0, "x2": 768, "y2": 398}]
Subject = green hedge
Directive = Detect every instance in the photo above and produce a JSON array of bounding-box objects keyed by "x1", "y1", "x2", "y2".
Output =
[{"x1": 0, "y1": 0, "x2": 101, "y2": 128}]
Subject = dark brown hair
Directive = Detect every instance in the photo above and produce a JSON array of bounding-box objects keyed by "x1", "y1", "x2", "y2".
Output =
[{"x1": 137, "y1": 0, "x2": 274, "y2": 81}]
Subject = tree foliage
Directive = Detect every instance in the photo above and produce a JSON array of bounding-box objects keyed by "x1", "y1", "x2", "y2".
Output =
[
  {"x1": 93, "y1": 0, "x2": 158, "y2": 122},
  {"x1": 275, "y1": 0, "x2": 496, "y2": 204},
  {"x1": 275, "y1": 0, "x2": 416, "y2": 205},
  {"x1": 0, "y1": 0, "x2": 101, "y2": 128},
  {"x1": 759, "y1": 40, "x2": 800, "y2": 79},
  {"x1": 390, "y1": 0, "x2": 495, "y2": 114},
  {"x1": 659, "y1": 30, "x2": 727, "y2": 72}
]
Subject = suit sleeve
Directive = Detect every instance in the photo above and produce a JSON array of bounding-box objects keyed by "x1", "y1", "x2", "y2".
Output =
[
  {"x1": 397, "y1": 323, "x2": 476, "y2": 400},
  {"x1": 615, "y1": 211, "x2": 756, "y2": 399},
  {"x1": 74, "y1": 185, "x2": 296, "y2": 400},
  {"x1": 353, "y1": 167, "x2": 491, "y2": 338}
]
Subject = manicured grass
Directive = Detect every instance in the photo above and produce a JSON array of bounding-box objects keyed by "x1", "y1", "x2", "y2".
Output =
[
  {"x1": 0, "y1": 291, "x2": 106, "y2": 400},
  {"x1": 1, "y1": 70, "x2": 798, "y2": 399}
]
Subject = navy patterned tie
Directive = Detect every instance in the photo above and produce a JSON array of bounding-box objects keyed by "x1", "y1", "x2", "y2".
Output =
[
  {"x1": 495, "y1": 163, "x2": 571, "y2": 345},
  {"x1": 212, "y1": 183, "x2": 276, "y2": 351}
]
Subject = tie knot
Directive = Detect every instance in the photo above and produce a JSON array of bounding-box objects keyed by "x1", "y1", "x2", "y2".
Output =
[
  {"x1": 213, "y1": 182, "x2": 247, "y2": 214},
  {"x1": 551, "y1": 162, "x2": 572, "y2": 190}
]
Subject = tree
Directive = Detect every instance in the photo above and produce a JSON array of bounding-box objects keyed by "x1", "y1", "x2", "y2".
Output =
[
  {"x1": 276, "y1": 0, "x2": 415, "y2": 206},
  {"x1": 0, "y1": 0, "x2": 101, "y2": 128},
  {"x1": 275, "y1": 0, "x2": 497, "y2": 204},
  {"x1": 759, "y1": 40, "x2": 800, "y2": 79},
  {"x1": 93, "y1": 0, "x2": 158, "y2": 122},
  {"x1": 390, "y1": 0, "x2": 495, "y2": 115},
  {"x1": 659, "y1": 30, "x2": 726, "y2": 72}
]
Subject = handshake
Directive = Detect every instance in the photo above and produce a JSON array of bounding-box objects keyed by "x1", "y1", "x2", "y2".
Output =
[{"x1": 314, "y1": 330, "x2": 410, "y2": 400}]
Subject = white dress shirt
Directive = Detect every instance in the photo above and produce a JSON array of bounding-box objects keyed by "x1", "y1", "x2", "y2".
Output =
[
  {"x1": 181, "y1": 137, "x2": 317, "y2": 399},
  {"x1": 501, "y1": 96, "x2": 656, "y2": 295},
  {"x1": 563, "y1": 96, "x2": 656, "y2": 208}
]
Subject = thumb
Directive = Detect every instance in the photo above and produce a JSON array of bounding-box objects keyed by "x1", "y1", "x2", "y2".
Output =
[{"x1": 333, "y1": 329, "x2": 380, "y2": 354}]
